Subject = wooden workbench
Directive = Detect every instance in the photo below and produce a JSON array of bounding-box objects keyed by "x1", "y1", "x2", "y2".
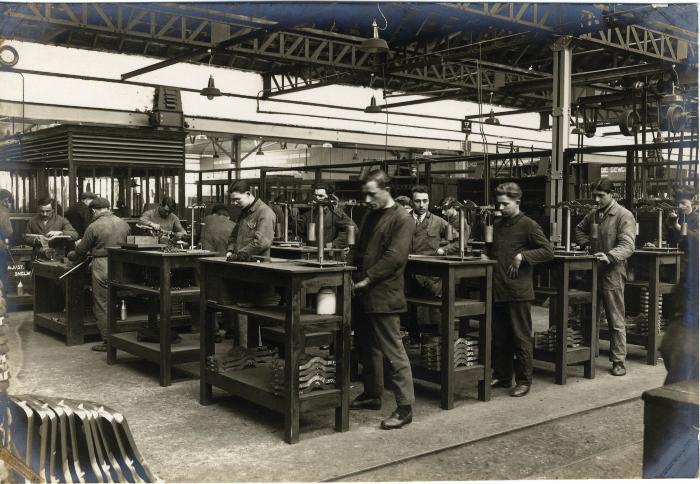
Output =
[
  {"x1": 534, "y1": 253, "x2": 598, "y2": 384},
  {"x1": 32, "y1": 260, "x2": 95, "y2": 346},
  {"x1": 271, "y1": 245, "x2": 346, "y2": 261},
  {"x1": 405, "y1": 255, "x2": 494, "y2": 409},
  {"x1": 106, "y1": 248, "x2": 216, "y2": 386},
  {"x1": 601, "y1": 248, "x2": 682, "y2": 366},
  {"x1": 199, "y1": 257, "x2": 353, "y2": 444}
]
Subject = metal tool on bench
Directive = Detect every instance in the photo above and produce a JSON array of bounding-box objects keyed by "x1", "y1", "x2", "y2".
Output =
[
  {"x1": 187, "y1": 204, "x2": 206, "y2": 249},
  {"x1": 299, "y1": 198, "x2": 346, "y2": 267},
  {"x1": 545, "y1": 201, "x2": 595, "y2": 256},
  {"x1": 635, "y1": 199, "x2": 678, "y2": 250}
]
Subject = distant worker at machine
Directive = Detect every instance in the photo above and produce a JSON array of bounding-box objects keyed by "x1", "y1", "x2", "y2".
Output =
[
  {"x1": 139, "y1": 197, "x2": 187, "y2": 239},
  {"x1": 0, "y1": 189, "x2": 14, "y2": 294},
  {"x1": 69, "y1": 197, "x2": 130, "y2": 352},
  {"x1": 440, "y1": 196, "x2": 472, "y2": 241},
  {"x1": 406, "y1": 185, "x2": 457, "y2": 338},
  {"x1": 487, "y1": 182, "x2": 553, "y2": 397},
  {"x1": 225, "y1": 180, "x2": 278, "y2": 347},
  {"x1": 576, "y1": 177, "x2": 636, "y2": 377},
  {"x1": 394, "y1": 195, "x2": 413, "y2": 214},
  {"x1": 298, "y1": 183, "x2": 358, "y2": 249},
  {"x1": 24, "y1": 197, "x2": 78, "y2": 257},
  {"x1": 667, "y1": 193, "x2": 698, "y2": 252},
  {"x1": 349, "y1": 169, "x2": 416, "y2": 430},
  {"x1": 65, "y1": 191, "x2": 95, "y2": 237}
]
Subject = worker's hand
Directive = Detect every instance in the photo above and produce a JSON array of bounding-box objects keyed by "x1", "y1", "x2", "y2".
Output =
[
  {"x1": 47, "y1": 231, "x2": 63, "y2": 238},
  {"x1": 436, "y1": 248, "x2": 445, "y2": 256},
  {"x1": 351, "y1": 278, "x2": 370, "y2": 295},
  {"x1": 226, "y1": 252, "x2": 237, "y2": 261},
  {"x1": 479, "y1": 253, "x2": 489, "y2": 261},
  {"x1": 594, "y1": 252, "x2": 611, "y2": 264},
  {"x1": 507, "y1": 253, "x2": 523, "y2": 279},
  {"x1": 67, "y1": 250, "x2": 78, "y2": 262}
]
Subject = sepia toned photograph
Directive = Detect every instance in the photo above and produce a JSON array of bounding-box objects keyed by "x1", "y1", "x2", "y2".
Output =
[{"x1": 0, "y1": 1, "x2": 697, "y2": 481}]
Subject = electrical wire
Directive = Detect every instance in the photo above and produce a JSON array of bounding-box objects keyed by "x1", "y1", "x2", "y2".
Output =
[{"x1": 376, "y1": 3, "x2": 388, "y2": 30}]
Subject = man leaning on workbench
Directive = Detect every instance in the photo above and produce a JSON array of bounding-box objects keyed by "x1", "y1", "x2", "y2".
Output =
[
  {"x1": 69, "y1": 197, "x2": 130, "y2": 352},
  {"x1": 486, "y1": 182, "x2": 553, "y2": 397},
  {"x1": 576, "y1": 177, "x2": 636, "y2": 377},
  {"x1": 349, "y1": 169, "x2": 416, "y2": 430},
  {"x1": 225, "y1": 180, "x2": 278, "y2": 347},
  {"x1": 139, "y1": 197, "x2": 187, "y2": 240},
  {"x1": 24, "y1": 197, "x2": 78, "y2": 257}
]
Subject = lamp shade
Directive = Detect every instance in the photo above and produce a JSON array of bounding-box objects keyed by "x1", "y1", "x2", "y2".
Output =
[
  {"x1": 364, "y1": 95, "x2": 383, "y2": 113},
  {"x1": 200, "y1": 75, "x2": 222, "y2": 100}
]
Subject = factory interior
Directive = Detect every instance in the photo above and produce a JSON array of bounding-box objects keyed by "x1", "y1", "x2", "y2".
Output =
[{"x1": 0, "y1": 2, "x2": 698, "y2": 482}]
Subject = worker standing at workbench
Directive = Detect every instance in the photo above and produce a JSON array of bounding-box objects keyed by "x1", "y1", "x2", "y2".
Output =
[
  {"x1": 65, "y1": 191, "x2": 95, "y2": 237},
  {"x1": 349, "y1": 169, "x2": 416, "y2": 430},
  {"x1": 69, "y1": 197, "x2": 130, "y2": 352},
  {"x1": 406, "y1": 185, "x2": 457, "y2": 338},
  {"x1": 225, "y1": 180, "x2": 278, "y2": 347},
  {"x1": 24, "y1": 197, "x2": 78, "y2": 258},
  {"x1": 139, "y1": 197, "x2": 187, "y2": 239},
  {"x1": 487, "y1": 182, "x2": 553, "y2": 397},
  {"x1": 297, "y1": 183, "x2": 357, "y2": 249},
  {"x1": 576, "y1": 177, "x2": 636, "y2": 377}
]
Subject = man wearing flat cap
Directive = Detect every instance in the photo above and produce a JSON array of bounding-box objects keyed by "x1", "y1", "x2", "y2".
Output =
[
  {"x1": 576, "y1": 177, "x2": 636, "y2": 376},
  {"x1": 65, "y1": 191, "x2": 96, "y2": 237},
  {"x1": 70, "y1": 197, "x2": 130, "y2": 352}
]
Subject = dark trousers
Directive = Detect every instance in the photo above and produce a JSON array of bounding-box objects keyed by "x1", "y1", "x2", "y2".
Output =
[
  {"x1": 0, "y1": 249, "x2": 7, "y2": 297},
  {"x1": 91, "y1": 257, "x2": 109, "y2": 339},
  {"x1": 355, "y1": 311, "x2": 415, "y2": 406},
  {"x1": 492, "y1": 301, "x2": 533, "y2": 386}
]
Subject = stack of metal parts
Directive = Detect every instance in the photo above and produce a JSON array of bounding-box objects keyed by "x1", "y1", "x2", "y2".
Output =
[
  {"x1": 639, "y1": 287, "x2": 666, "y2": 334},
  {"x1": 420, "y1": 335, "x2": 479, "y2": 370},
  {"x1": 1, "y1": 395, "x2": 156, "y2": 482},
  {"x1": 269, "y1": 355, "x2": 336, "y2": 396},
  {"x1": 534, "y1": 320, "x2": 584, "y2": 351},
  {"x1": 206, "y1": 345, "x2": 278, "y2": 372}
]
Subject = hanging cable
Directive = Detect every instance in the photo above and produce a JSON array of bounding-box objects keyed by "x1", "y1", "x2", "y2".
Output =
[{"x1": 376, "y1": 3, "x2": 388, "y2": 30}]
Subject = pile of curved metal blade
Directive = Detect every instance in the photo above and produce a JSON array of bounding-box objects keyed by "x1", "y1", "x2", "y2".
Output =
[{"x1": 1, "y1": 394, "x2": 156, "y2": 482}]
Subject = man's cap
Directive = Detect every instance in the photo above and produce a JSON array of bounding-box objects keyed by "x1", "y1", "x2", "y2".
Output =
[
  {"x1": 591, "y1": 177, "x2": 614, "y2": 192},
  {"x1": 89, "y1": 197, "x2": 110, "y2": 209},
  {"x1": 80, "y1": 191, "x2": 96, "y2": 200}
]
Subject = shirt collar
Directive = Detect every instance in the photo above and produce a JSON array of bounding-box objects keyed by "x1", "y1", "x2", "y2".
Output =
[
  {"x1": 242, "y1": 197, "x2": 260, "y2": 215},
  {"x1": 412, "y1": 211, "x2": 428, "y2": 223}
]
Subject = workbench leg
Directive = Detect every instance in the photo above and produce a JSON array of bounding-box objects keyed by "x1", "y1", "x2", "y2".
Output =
[
  {"x1": 284, "y1": 280, "x2": 302, "y2": 444},
  {"x1": 159, "y1": 265, "x2": 172, "y2": 387},
  {"x1": 478, "y1": 266, "x2": 492, "y2": 402},
  {"x1": 646, "y1": 259, "x2": 660, "y2": 366},
  {"x1": 584, "y1": 262, "x2": 597, "y2": 379},
  {"x1": 199, "y1": 265, "x2": 213, "y2": 405},
  {"x1": 107, "y1": 283, "x2": 117, "y2": 365},
  {"x1": 440, "y1": 271, "x2": 455, "y2": 410},
  {"x1": 334, "y1": 273, "x2": 351, "y2": 432},
  {"x1": 65, "y1": 276, "x2": 84, "y2": 346},
  {"x1": 554, "y1": 265, "x2": 569, "y2": 385}
]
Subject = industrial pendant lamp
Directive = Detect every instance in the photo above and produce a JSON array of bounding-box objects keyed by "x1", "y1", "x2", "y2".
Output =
[
  {"x1": 364, "y1": 95, "x2": 383, "y2": 113},
  {"x1": 322, "y1": 142, "x2": 333, "y2": 148},
  {"x1": 484, "y1": 109, "x2": 500, "y2": 125},
  {"x1": 200, "y1": 50, "x2": 222, "y2": 100},
  {"x1": 256, "y1": 141, "x2": 265, "y2": 156},
  {"x1": 200, "y1": 75, "x2": 222, "y2": 100},
  {"x1": 422, "y1": 149, "x2": 433, "y2": 157},
  {"x1": 361, "y1": 19, "x2": 390, "y2": 54}
]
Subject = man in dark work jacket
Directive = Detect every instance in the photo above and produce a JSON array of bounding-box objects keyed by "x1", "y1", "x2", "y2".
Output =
[
  {"x1": 486, "y1": 182, "x2": 553, "y2": 397},
  {"x1": 348, "y1": 169, "x2": 416, "y2": 430},
  {"x1": 65, "y1": 191, "x2": 95, "y2": 237}
]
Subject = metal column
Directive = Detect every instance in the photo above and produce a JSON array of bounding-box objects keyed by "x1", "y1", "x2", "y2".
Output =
[{"x1": 550, "y1": 36, "x2": 572, "y2": 243}]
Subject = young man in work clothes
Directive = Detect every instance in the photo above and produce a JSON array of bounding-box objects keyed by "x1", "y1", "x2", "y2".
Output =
[
  {"x1": 349, "y1": 169, "x2": 416, "y2": 429},
  {"x1": 225, "y1": 180, "x2": 278, "y2": 347},
  {"x1": 576, "y1": 177, "x2": 635, "y2": 376},
  {"x1": 69, "y1": 197, "x2": 130, "y2": 352},
  {"x1": 487, "y1": 182, "x2": 553, "y2": 397}
]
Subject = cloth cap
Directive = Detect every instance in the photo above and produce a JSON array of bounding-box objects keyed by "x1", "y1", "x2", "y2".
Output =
[
  {"x1": 80, "y1": 191, "x2": 96, "y2": 200},
  {"x1": 591, "y1": 177, "x2": 614, "y2": 193},
  {"x1": 89, "y1": 197, "x2": 111, "y2": 209}
]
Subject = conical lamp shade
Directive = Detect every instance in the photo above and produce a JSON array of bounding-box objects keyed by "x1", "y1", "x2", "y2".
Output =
[
  {"x1": 364, "y1": 95, "x2": 382, "y2": 113},
  {"x1": 200, "y1": 75, "x2": 222, "y2": 100}
]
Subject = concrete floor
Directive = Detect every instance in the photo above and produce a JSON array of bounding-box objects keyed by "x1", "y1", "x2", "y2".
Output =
[{"x1": 7, "y1": 307, "x2": 667, "y2": 482}]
